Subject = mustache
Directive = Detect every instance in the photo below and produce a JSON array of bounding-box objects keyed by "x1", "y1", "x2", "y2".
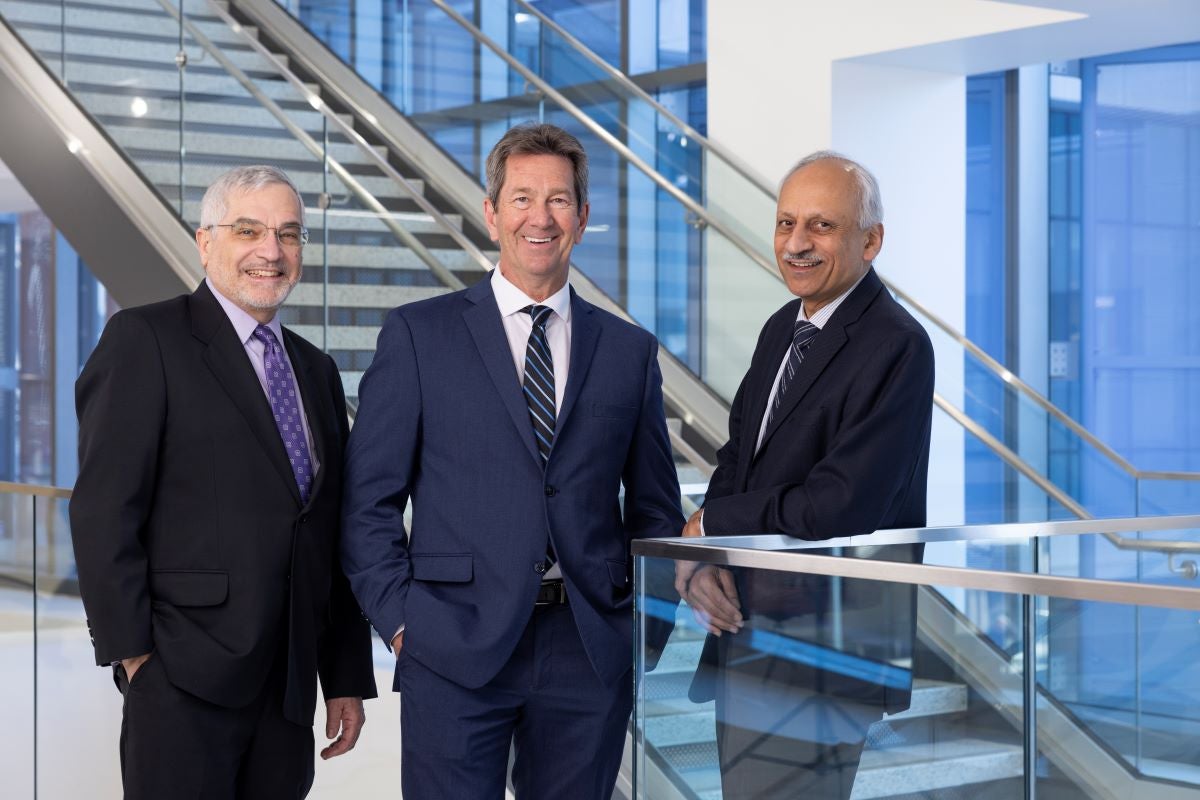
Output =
[{"x1": 782, "y1": 250, "x2": 822, "y2": 261}]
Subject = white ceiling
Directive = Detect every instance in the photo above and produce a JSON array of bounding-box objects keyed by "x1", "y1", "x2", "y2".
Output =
[{"x1": 851, "y1": 0, "x2": 1200, "y2": 74}]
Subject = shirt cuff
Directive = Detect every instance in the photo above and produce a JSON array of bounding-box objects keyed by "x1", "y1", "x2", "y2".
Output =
[{"x1": 391, "y1": 625, "x2": 405, "y2": 653}]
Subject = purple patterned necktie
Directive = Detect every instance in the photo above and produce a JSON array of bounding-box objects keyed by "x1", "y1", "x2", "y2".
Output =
[{"x1": 253, "y1": 325, "x2": 313, "y2": 504}]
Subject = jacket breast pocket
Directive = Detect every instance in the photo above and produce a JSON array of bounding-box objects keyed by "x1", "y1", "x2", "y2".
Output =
[
  {"x1": 149, "y1": 570, "x2": 228, "y2": 607},
  {"x1": 411, "y1": 554, "x2": 473, "y2": 583},
  {"x1": 593, "y1": 403, "x2": 638, "y2": 420}
]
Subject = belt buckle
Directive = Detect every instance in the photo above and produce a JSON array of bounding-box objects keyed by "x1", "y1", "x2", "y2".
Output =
[{"x1": 537, "y1": 580, "x2": 565, "y2": 606}]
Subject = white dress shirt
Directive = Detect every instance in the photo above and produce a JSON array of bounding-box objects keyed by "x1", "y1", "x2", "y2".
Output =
[
  {"x1": 491, "y1": 267, "x2": 572, "y2": 580},
  {"x1": 490, "y1": 267, "x2": 572, "y2": 413},
  {"x1": 753, "y1": 271, "x2": 868, "y2": 454}
]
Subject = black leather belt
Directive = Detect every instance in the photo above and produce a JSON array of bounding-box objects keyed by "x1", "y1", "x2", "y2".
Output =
[{"x1": 535, "y1": 580, "x2": 568, "y2": 606}]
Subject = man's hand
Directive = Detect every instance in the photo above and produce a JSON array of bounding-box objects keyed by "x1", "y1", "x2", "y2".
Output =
[
  {"x1": 682, "y1": 508, "x2": 704, "y2": 539},
  {"x1": 678, "y1": 565, "x2": 742, "y2": 635},
  {"x1": 391, "y1": 630, "x2": 403, "y2": 656},
  {"x1": 121, "y1": 652, "x2": 152, "y2": 682},
  {"x1": 320, "y1": 697, "x2": 366, "y2": 760}
]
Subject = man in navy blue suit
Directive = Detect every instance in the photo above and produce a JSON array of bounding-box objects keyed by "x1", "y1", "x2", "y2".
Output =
[{"x1": 341, "y1": 123, "x2": 684, "y2": 799}]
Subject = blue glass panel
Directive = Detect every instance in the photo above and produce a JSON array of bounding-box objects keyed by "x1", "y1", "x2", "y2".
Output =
[{"x1": 965, "y1": 73, "x2": 1009, "y2": 522}]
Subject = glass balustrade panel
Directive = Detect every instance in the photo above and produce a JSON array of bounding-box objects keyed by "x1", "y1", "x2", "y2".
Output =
[
  {"x1": 0, "y1": 488, "x2": 36, "y2": 798},
  {"x1": 638, "y1": 529, "x2": 1200, "y2": 799},
  {"x1": 636, "y1": 549, "x2": 1030, "y2": 800}
]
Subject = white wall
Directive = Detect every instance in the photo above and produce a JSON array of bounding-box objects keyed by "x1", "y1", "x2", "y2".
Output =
[{"x1": 833, "y1": 61, "x2": 968, "y2": 525}]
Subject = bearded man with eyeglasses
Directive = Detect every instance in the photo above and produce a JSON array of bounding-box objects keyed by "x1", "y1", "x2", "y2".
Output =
[{"x1": 70, "y1": 164, "x2": 376, "y2": 799}]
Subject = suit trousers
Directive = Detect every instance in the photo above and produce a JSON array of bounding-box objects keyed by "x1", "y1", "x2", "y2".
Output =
[
  {"x1": 116, "y1": 647, "x2": 313, "y2": 800},
  {"x1": 397, "y1": 603, "x2": 631, "y2": 800},
  {"x1": 712, "y1": 586, "x2": 887, "y2": 800}
]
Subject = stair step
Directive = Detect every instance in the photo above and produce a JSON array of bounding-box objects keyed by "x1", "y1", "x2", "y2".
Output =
[
  {"x1": 137, "y1": 161, "x2": 427, "y2": 207},
  {"x1": 179, "y1": 201, "x2": 461, "y2": 236},
  {"x1": 851, "y1": 738, "x2": 1023, "y2": 799},
  {"x1": 885, "y1": 679, "x2": 968, "y2": 721},
  {"x1": 14, "y1": 27, "x2": 280, "y2": 74},
  {"x1": 651, "y1": 737, "x2": 1023, "y2": 800},
  {"x1": 1, "y1": 0, "x2": 246, "y2": 46},
  {"x1": 41, "y1": 61, "x2": 312, "y2": 99},
  {"x1": 76, "y1": 92, "x2": 352, "y2": 137},
  {"x1": 305, "y1": 244, "x2": 488, "y2": 271},
  {"x1": 6, "y1": 0, "x2": 223, "y2": 18},
  {"x1": 288, "y1": 283, "x2": 450, "y2": 310},
  {"x1": 108, "y1": 126, "x2": 385, "y2": 167}
]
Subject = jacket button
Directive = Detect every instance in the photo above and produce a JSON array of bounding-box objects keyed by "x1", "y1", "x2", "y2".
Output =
[
  {"x1": 544, "y1": 485, "x2": 557, "y2": 497},
  {"x1": 299, "y1": 513, "x2": 309, "y2": 523},
  {"x1": 534, "y1": 561, "x2": 547, "y2": 575}
]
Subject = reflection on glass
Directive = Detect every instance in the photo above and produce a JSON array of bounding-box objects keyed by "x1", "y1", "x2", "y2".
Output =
[{"x1": 638, "y1": 526, "x2": 1200, "y2": 799}]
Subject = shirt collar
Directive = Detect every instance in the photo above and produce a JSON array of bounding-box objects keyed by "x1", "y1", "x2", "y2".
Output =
[
  {"x1": 206, "y1": 277, "x2": 284, "y2": 345},
  {"x1": 491, "y1": 267, "x2": 572, "y2": 324},
  {"x1": 798, "y1": 269, "x2": 869, "y2": 330}
]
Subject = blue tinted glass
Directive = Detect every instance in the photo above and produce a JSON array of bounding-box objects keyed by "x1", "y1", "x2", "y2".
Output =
[{"x1": 964, "y1": 73, "x2": 1009, "y2": 523}]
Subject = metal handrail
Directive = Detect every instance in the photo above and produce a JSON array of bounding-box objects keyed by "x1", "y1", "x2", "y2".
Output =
[
  {"x1": 0, "y1": 481, "x2": 71, "y2": 499},
  {"x1": 430, "y1": 0, "x2": 778, "y2": 278},
  {"x1": 509, "y1": 0, "x2": 771, "y2": 194},
  {"x1": 892, "y1": 285, "x2": 1199, "y2": 483},
  {"x1": 633, "y1": 520, "x2": 1200, "y2": 611},
  {"x1": 936, "y1": 395, "x2": 1200, "y2": 569},
  {"x1": 161, "y1": 0, "x2": 497, "y2": 287}
]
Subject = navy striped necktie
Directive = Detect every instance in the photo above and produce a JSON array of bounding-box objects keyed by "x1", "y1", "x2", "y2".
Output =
[
  {"x1": 767, "y1": 319, "x2": 819, "y2": 428},
  {"x1": 523, "y1": 305, "x2": 559, "y2": 571},
  {"x1": 522, "y1": 305, "x2": 556, "y2": 463}
]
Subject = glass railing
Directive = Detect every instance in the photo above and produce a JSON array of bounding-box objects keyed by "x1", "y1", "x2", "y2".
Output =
[
  {"x1": 634, "y1": 515, "x2": 1200, "y2": 799},
  {"x1": 906, "y1": 292, "x2": 1200, "y2": 521},
  {"x1": 0, "y1": 0, "x2": 491, "y2": 401},
  {"x1": 0, "y1": 480, "x2": 407, "y2": 797},
  {"x1": 0, "y1": 482, "x2": 101, "y2": 798}
]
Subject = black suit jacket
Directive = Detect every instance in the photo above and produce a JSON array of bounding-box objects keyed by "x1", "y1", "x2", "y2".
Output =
[
  {"x1": 694, "y1": 268, "x2": 934, "y2": 709},
  {"x1": 70, "y1": 282, "x2": 376, "y2": 724}
]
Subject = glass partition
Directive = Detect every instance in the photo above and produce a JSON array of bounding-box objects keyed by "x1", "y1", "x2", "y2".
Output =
[
  {"x1": 635, "y1": 519, "x2": 1200, "y2": 799},
  {"x1": 0, "y1": 486, "x2": 36, "y2": 798}
]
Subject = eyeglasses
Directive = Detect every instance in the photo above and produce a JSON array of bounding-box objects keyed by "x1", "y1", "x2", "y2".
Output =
[{"x1": 209, "y1": 220, "x2": 309, "y2": 249}]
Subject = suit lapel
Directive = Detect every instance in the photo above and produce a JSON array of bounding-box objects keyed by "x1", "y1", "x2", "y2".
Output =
[
  {"x1": 190, "y1": 283, "x2": 302, "y2": 507},
  {"x1": 755, "y1": 269, "x2": 886, "y2": 454},
  {"x1": 283, "y1": 331, "x2": 330, "y2": 506},
  {"x1": 462, "y1": 278, "x2": 542, "y2": 467},
  {"x1": 556, "y1": 288, "x2": 599, "y2": 436}
]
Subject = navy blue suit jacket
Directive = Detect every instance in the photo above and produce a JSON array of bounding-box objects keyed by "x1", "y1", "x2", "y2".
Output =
[{"x1": 341, "y1": 276, "x2": 684, "y2": 690}]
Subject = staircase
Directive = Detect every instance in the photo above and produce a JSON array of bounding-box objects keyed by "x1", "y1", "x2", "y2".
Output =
[
  {"x1": 0, "y1": 0, "x2": 493, "y2": 399},
  {"x1": 642, "y1": 617, "x2": 1024, "y2": 800}
]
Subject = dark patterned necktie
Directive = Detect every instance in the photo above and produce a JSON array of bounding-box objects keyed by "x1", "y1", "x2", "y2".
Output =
[
  {"x1": 522, "y1": 305, "x2": 556, "y2": 463},
  {"x1": 522, "y1": 305, "x2": 558, "y2": 571},
  {"x1": 253, "y1": 325, "x2": 313, "y2": 504},
  {"x1": 767, "y1": 319, "x2": 819, "y2": 428}
]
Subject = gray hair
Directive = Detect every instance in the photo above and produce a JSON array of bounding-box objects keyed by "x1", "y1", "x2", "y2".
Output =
[
  {"x1": 486, "y1": 123, "x2": 589, "y2": 210},
  {"x1": 199, "y1": 165, "x2": 305, "y2": 228},
  {"x1": 780, "y1": 150, "x2": 883, "y2": 230}
]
